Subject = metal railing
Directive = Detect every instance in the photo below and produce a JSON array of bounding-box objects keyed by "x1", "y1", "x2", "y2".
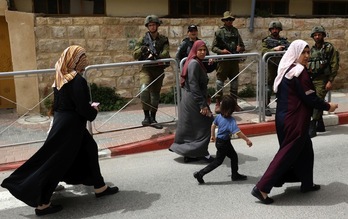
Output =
[
  {"x1": 180, "y1": 52, "x2": 263, "y2": 121},
  {"x1": 0, "y1": 58, "x2": 180, "y2": 148},
  {"x1": 83, "y1": 58, "x2": 180, "y2": 134},
  {"x1": 262, "y1": 51, "x2": 332, "y2": 121},
  {"x1": 5, "y1": 52, "x2": 324, "y2": 148}
]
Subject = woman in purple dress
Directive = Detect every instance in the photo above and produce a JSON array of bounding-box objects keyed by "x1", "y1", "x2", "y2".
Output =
[{"x1": 251, "y1": 40, "x2": 338, "y2": 204}]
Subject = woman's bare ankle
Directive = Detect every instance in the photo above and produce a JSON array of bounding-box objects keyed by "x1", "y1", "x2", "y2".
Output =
[
  {"x1": 94, "y1": 185, "x2": 107, "y2": 193},
  {"x1": 36, "y1": 202, "x2": 51, "y2": 210},
  {"x1": 260, "y1": 191, "x2": 268, "y2": 199}
]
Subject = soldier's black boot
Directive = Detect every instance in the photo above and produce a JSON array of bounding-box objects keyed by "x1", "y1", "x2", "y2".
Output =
[
  {"x1": 316, "y1": 118, "x2": 326, "y2": 132},
  {"x1": 150, "y1": 111, "x2": 163, "y2": 129},
  {"x1": 309, "y1": 120, "x2": 317, "y2": 138},
  {"x1": 141, "y1": 110, "x2": 151, "y2": 126}
]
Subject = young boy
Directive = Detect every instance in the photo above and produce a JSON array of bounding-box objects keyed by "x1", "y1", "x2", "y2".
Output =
[{"x1": 193, "y1": 95, "x2": 253, "y2": 184}]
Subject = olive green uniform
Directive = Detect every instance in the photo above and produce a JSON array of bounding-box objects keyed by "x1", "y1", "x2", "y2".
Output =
[
  {"x1": 308, "y1": 42, "x2": 339, "y2": 121},
  {"x1": 133, "y1": 32, "x2": 170, "y2": 112},
  {"x1": 212, "y1": 26, "x2": 245, "y2": 100},
  {"x1": 261, "y1": 35, "x2": 290, "y2": 104}
]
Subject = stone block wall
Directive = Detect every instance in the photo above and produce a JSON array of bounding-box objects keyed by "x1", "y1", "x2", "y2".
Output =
[{"x1": 34, "y1": 16, "x2": 348, "y2": 100}]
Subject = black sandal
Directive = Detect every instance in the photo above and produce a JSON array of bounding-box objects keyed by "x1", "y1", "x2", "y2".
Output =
[
  {"x1": 251, "y1": 186, "x2": 274, "y2": 204},
  {"x1": 95, "y1": 186, "x2": 119, "y2": 198},
  {"x1": 35, "y1": 204, "x2": 63, "y2": 216}
]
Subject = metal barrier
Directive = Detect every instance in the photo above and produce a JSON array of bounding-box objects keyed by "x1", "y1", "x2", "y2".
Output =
[
  {"x1": 83, "y1": 58, "x2": 180, "y2": 134},
  {"x1": 180, "y1": 52, "x2": 263, "y2": 121},
  {"x1": 0, "y1": 69, "x2": 55, "y2": 148},
  {"x1": 0, "y1": 58, "x2": 180, "y2": 149},
  {"x1": 262, "y1": 51, "x2": 332, "y2": 121},
  {"x1": 261, "y1": 51, "x2": 285, "y2": 121}
]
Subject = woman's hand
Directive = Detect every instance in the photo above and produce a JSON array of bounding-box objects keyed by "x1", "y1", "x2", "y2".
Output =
[
  {"x1": 200, "y1": 106, "x2": 212, "y2": 117},
  {"x1": 328, "y1": 102, "x2": 338, "y2": 112},
  {"x1": 208, "y1": 58, "x2": 215, "y2": 65}
]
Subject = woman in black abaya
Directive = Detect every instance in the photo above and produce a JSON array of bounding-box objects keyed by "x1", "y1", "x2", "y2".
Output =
[{"x1": 1, "y1": 45, "x2": 119, "y2": 216}]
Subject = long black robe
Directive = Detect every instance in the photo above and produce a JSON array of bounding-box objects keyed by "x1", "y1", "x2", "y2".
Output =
[
  {"x1": 1, "y1": 74, "x2": 105, "y2": 207},
  {"x1": 256, "y1": 66, "x2": 330, "y2": 193},
  {"x1": 169, "y1": 60, "x2": 214, "y2": 157}
]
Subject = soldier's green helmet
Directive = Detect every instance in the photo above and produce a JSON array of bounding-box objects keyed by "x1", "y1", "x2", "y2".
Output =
[
  {"x1": 268, "y1": 21, "x2": 282, "y2": 31},
  {"x1": 310, "y1": 26, "x2": 326, "y2": 37},
  {"x1": 144, "y1": 15, "x2": 161, "y2": 27}
]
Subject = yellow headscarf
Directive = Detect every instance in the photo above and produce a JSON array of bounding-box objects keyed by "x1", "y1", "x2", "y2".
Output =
[{"x1": 53, "y1": 45, "x2": 88, "y2": 90}]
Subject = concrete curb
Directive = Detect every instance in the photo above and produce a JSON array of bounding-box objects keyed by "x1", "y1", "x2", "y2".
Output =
[{"x1": 1, "y1": 112, "x2": 347, "y2": 172}]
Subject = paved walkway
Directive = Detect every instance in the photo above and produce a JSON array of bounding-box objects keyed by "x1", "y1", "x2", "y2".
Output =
[{"x1": 1, "y1": 91, "x2": 348, "y2": 171}]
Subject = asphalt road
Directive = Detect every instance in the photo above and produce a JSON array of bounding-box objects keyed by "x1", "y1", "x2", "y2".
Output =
[{"x1": 0, "y1": 125, "x2": 347, "y2": 219}]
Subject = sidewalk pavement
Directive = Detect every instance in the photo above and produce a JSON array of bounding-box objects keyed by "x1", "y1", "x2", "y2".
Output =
[{"x1": 1, "y1": 91, "x2": 348, "y2": 171}]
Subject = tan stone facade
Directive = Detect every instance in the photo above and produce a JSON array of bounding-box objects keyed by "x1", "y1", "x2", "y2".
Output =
[
  {"x1": 34, "y1": 16, "x2": 348, "y2": 91},
  {"x1": 4, "y1": 13, "x2": 348, "y2": 113}
]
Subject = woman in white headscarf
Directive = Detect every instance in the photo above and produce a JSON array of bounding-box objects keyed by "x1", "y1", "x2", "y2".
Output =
[
  {"x1": 2, "y1": 46, "x2": 119, "y2": 216},
  {"x1": 251, "y1": 40, "x2": 338, "y2": 204}
]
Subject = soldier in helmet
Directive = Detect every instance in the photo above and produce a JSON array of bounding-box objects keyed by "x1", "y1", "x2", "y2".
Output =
[
  {"x1": 133, "y1": 15, "x2": 170, "y2": 129},
  {"x1": 262, "y1": 21, "x2": 290, "y2": 116},
  {"x1": 212, "y1": 11, "x2": 245, "y2": 114},
  {"x1": 308, "y1": 25, "x2": 339, "y2": 138}
]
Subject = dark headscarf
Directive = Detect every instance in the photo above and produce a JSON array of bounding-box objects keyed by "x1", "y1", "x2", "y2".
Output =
[{"x1": 180, "y1": 40, "x2": 207, "y2": 87}]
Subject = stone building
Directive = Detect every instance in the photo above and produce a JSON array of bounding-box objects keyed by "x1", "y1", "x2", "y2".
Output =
[{"x1": 1, "y1": 0, "x2": 347, "y2": 114}]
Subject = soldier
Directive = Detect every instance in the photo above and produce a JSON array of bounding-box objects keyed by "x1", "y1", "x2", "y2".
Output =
[
  {"x1": 176, "y1": 24, "x2": 200, "y2": 62},
  {"x1": 133, "y1": 15, "x2": 170, "y2": 129},
  {"x1": 212, "y1": 11, "x2": 245, "y2": 114},
  {"x1": 308, "y1": 26, "x2": 339, "y2": 138},
  {"x1": 262, "y1": 21, "x2": 290, "y2": 116},
  {"x1": 176, "y1": 24, "x2": 215, "y2": 72}
]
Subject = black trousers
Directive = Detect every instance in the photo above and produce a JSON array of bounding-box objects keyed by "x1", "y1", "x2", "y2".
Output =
[{"x1": 199, "y1": 138, "x2": 239, "y2": 176}]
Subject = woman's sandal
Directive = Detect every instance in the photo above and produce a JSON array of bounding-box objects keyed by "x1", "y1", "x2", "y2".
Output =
[
  {"x1": 251, "y1": 186, "x2": 274, "y2": 204},
  {"x1": 35, "y1": 204, "x2": 63, "y2": 216},
  {"x1": 95, "y1": 186, "x2": 119, "y2": 198}
]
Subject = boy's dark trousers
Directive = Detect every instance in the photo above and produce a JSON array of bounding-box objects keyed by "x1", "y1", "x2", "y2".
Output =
[{"x1": 198, "y1": 138, "x2": 239, "y2": 176}]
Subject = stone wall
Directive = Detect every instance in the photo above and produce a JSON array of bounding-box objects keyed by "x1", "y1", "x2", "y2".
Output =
[{"x1": 34, "y1": 16, "x2": 348, "y2": 100}]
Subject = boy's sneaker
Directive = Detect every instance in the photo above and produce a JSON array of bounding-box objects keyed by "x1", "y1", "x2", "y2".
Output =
[
  {"x1": 232, "y1": 173, "x2": 247, "y2": 181},
  {"x1": 193, "y1": 172, "x2": 205, "y2": 184}
]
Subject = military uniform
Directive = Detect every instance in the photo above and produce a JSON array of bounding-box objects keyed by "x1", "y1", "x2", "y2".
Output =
[
  {"x1": 212, "y1": 25, "x2": 245, "y2": 104},
  {"x1": 176, "y1": 37, "x2": 215, "y2": 73},
  {"x1": 261, "y1": 35, "x2": 290, "y2": 104},
  {"x1": 308, "y1": 26, "x2": 339, "y2": 137},
  {"x1": 176, "y1": 37, "x2": 196, "y2": 62},
  {"x1": 132, "y1": 15, "x2": 170, "y2": 128},
  {"x1": 309, "y1": 43, "x2": 339, "y2": 115}
]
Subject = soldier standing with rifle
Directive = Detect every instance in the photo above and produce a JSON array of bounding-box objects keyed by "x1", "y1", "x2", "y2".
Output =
[
  {"x1": 212, "y1": 11, "x2": 245, "y2": 114},
  {"x1": 133, "y1": 15, "x2": 170, "y2": 129},
  {"x1": 308, "y1": 26, "x2": 339, "y2": 138},
  {"x1": 261, "y1": 21, "x2": 290, "y2": 116}
]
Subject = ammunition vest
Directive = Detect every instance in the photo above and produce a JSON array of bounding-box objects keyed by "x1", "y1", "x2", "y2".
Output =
[{"x1": 308, "y1": 42, "x2": 332, "y2": 75}]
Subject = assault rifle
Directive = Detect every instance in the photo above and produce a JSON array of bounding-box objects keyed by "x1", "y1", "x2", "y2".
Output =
[
  {"x1": 219, "y1": 36, "x2": 245, "y2": 61},
  {"x1": 144, "y1": 32, "x2": 158, "y2": 60},
  {"x1": 264, "y1": 38, "x2": 290, "y2": 50},
  {"x1": 220, "y1": 37, "x2": 239, "y2": 54}
]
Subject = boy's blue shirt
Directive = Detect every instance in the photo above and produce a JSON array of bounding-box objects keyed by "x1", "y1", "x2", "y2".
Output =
[{"x1": 213, "y1": 114, "x2": 240, "y2": 140}]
